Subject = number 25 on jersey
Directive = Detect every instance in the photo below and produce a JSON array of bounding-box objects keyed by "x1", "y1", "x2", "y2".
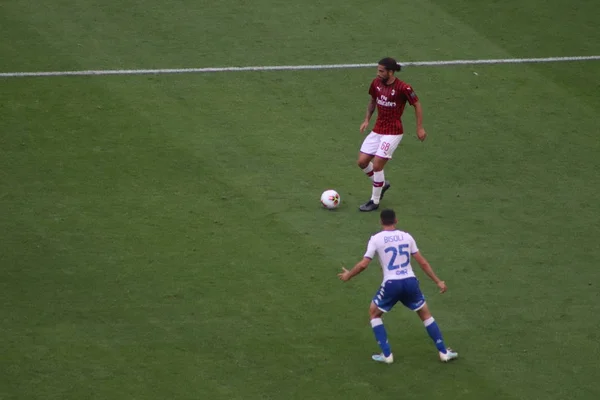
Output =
[{"x1": 385, "y1": 244, "x2": 410, "y2": 271}]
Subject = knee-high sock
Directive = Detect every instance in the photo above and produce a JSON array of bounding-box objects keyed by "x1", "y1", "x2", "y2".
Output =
[
  {"x1": 371, "y1": 170, "x2": 385, "y2": 204},
  {"x1": 371, "y1": 318, "x2": 392, "y2": 356},
  {"x1": 362, "y1": 162, "x2": 374, "y2": 181},
  {"x1": 423, "y1": 317, "x2": 447, "y2": 353}
]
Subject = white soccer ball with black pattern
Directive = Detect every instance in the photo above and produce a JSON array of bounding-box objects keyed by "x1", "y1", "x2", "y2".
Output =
[{"x1": 320, "y1": 189, "x2": 341, "y2": 209}]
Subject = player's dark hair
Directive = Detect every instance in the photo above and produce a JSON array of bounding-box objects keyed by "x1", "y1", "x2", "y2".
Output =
[
  {"x1": 378, "y1": 57, "x2": 401, "y2": 72},
  {"x1": 380, "y1": 209, "x2": 396, "y2": 226}
]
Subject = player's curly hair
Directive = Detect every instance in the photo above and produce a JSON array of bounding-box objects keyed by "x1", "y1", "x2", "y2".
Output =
[{"x1": 378, "y1": 57, "x2": 402, "y2": 72}]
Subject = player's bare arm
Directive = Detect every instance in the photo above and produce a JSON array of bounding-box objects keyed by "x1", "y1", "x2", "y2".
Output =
[
  {"x1": 360, "y1": 97, "x2": 377, "y2": 133},
  {"x1": 338, "y1": 257, "x2": 371, "y2": 282},
  {"x1": 412, "y1": 251, "x2": 447, "y2": 293},
  {"x1": 413, "y1": 101, "x2": 427, "y2": 142}
]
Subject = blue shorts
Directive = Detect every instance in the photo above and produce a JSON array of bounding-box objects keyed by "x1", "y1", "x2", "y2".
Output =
[{"x1": 372, "y1": 277, "x2": 426, "y2": 312}]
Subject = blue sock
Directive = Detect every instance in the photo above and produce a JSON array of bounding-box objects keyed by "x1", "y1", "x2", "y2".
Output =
[
  {"x1": 370, "y1": 318, "x2": 392, "y2": 357},
  {"x1": 423, "y1": 317, "x2": 447, "y2": 353}
]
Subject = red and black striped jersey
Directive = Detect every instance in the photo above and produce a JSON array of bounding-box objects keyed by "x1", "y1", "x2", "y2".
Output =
[{"x1": 368, "y1": 78, "x2": 419, "y2": 135}]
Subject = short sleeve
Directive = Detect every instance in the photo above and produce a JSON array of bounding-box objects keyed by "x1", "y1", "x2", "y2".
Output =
[
  {"x1": 402, "y1": 84, "x2": 419, "y2": 105},
  {"x1": 363, "y1": 236, "x2": 377, "y2": 259},
  {"x1": 368, "y1": 80, "x2": 377, "y2": 98},
  {"x1": 407, "y1": 234, "x2": 419, "y2": 254}
]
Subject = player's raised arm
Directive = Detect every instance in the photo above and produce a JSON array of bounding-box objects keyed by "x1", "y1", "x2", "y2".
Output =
[
  {"x1": 360, "y1": 97, "x2": 376, "y2": 133},
  {"x1": 412, "y1": 251, "x2": 447, "y2": 293}
]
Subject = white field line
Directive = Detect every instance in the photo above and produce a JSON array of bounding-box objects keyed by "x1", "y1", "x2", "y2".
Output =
[{"x1": 1, "y1": 55, "x2": 599, "y2": 78}]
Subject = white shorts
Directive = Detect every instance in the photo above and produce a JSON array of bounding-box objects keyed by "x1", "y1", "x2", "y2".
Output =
[{"x1": 359, "y1": 131, "x2": 404, "y2": 159}]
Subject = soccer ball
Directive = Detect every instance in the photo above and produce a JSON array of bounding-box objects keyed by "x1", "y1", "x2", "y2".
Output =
[{"x1": 320, "y1": 189, "x2": 341, "y2": 209}]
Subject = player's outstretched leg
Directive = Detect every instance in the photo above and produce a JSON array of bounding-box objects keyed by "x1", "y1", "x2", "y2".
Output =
[
  {"x1": 417, "y1": 304, "x2": 458, "y2": 362},
  {"x1": 423, "y1": 316, "x2": 458, "y2": 362},
  {"x1": 370, "y1": 317, "x2": 394, "y2": 364}
]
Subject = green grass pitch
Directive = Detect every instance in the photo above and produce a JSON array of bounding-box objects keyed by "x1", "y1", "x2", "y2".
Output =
[{"x1": 1, "y1": 1, "x2": 600, "y2": 399}]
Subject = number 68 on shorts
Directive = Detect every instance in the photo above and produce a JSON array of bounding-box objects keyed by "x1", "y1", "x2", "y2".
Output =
[{"x1": 360, "y1": 132, "x2": 404, "y2": 159}]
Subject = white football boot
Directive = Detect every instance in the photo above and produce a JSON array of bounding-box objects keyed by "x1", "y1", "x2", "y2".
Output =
[
  {"x1": 371, "y1": 353, "x2": 394, "y2": 364},
  {"x1": 439, "y1": 348, "x2": 458, "y2": 362}
]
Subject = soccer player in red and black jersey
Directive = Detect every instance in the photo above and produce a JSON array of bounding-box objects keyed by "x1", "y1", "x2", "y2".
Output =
[{"x1": 357, "y1": 57, "x2": 427, "y2": 212}]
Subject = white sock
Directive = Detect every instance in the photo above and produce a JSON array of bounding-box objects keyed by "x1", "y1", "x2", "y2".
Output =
[
  {"x1": 362, "y1": 162, "x2": 374, "y2": 181},
  {"x1": 371, "y1": 170, "x2": 385, "y2": 204}
]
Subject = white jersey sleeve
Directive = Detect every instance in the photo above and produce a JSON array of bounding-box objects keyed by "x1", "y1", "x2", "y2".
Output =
[
  {"x1": 363, "y1": 236, "x2": 377, "y2": 259},
  {"x1": 407, "y1": 233, "x2": 419, "y2": 254}
]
